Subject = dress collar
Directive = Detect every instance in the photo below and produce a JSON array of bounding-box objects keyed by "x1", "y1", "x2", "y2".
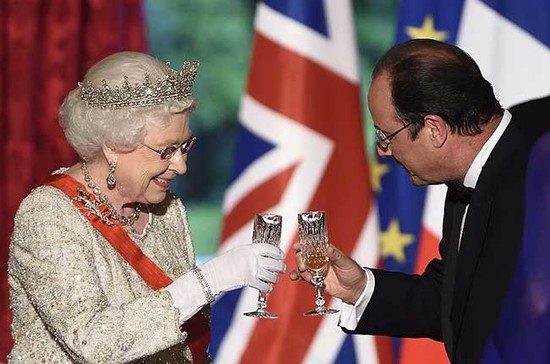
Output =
[{"x1": 463, "y1": 110, "x2": 511, "y2": 189}]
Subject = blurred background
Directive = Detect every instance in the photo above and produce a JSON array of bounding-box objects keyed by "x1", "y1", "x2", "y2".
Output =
[
  {"x1": 1, "y1": 0, "x2": 548, "y2": 363},
  {"x1": 144, "y1": 0, "x2": 398, "y2": 258}
]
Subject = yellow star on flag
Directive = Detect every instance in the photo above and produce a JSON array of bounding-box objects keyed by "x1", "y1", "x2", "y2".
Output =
[
  {"x1": 381, "y1": 218, "x2": 415, "y2": 263},
  {"x1": 405, "y1": 15, "x2": 448, "y2": 41},
  {"x1": 370, "y1": 157, "x2": 390, "y2": 193}
]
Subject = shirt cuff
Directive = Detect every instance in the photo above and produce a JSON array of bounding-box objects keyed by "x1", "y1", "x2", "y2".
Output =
[{"x1": 338, "y1": 268, "x2": 375, "y2": 330}]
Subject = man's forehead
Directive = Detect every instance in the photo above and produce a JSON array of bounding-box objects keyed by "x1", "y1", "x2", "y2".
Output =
[{"x1": 368, "y1": 75, "x2": 398, "y2": 129}]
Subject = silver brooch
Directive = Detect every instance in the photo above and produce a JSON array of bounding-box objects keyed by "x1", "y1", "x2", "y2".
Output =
[{"x1": 72, "y1": 188, "x2": 114, "y2": 226}]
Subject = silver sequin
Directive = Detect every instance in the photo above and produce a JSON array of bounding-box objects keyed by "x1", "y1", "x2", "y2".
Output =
[{"x1": 8, "y1": 185, "x2": 208, "y2": 363}]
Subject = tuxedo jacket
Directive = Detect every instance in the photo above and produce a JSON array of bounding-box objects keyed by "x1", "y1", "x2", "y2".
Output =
[{"x1": 345, "y1": 96, "x2": 550, "y2": 363}]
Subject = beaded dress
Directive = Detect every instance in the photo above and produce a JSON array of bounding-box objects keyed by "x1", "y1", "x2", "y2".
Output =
[{"x1": 8, "y1": 182, "x2": 207, "y2": 363}]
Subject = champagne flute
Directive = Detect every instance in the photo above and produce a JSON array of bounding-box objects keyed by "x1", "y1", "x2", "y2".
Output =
[
  {"x1": 243, "y1": 213, "x2": 282, "y2": 319},
  {"x1": 298, "y1": 211, "x2": 339, "y2": 316}
]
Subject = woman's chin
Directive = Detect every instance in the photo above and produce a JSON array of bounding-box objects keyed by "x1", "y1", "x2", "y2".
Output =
[{"x1": 144, "y1": 190, "x2": 169, "y2": 205}]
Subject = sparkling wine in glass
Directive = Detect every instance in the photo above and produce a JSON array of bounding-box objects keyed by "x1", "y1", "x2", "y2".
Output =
[
  {"x1": 243, "y1": 213, "x2": 282, "y2": 319},
  {"x1": 298, "y1": 211, "x2": 339, "y2": 316}
]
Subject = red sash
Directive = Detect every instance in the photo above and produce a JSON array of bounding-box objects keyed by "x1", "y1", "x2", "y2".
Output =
[{"x1": 46, "y1": 174, "x2": 210, "y2": 363}]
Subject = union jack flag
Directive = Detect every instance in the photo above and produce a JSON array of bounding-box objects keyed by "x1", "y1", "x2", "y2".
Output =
[{"x1": 209, "y1": 1, "x2": 381, "y2": 363}]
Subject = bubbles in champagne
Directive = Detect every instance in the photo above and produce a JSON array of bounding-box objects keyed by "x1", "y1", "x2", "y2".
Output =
[
  {"x1": 303, "y1": 249, "x2": 328, "y2": 272},
  {"x1": 298, "y1": 211, "x2": 329, "y2": 271}
]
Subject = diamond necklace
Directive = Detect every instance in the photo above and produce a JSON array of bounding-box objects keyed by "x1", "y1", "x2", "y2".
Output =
[{"x1": 80, "y1": 161, "x2": 141, "y2": 228}]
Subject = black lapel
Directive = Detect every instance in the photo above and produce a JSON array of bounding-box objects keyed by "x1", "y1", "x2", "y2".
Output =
[
  {"x1": 440, "y1": 193, "x2": 466, "y2": 356},
  {"x1": 451, "y1": 199, "x2": 492, "y2": 342}
]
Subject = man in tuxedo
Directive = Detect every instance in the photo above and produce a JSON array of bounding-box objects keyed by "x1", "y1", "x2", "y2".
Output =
[{"x1": 290, "y1": 39, "x2": 550, "y2": 363}]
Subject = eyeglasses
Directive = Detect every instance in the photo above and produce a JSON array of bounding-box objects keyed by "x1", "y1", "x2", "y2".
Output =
[
  {"x1": 375, "y1": 122, "x2": 412, "y2": 150},
  {"x1": 141, "y1": 136, "x2": 197, "y2": 160}
]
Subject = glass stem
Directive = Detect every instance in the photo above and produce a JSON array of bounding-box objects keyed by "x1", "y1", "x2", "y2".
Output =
[
  {"x1": 312, "y1": 273, "x2": 326, "y2": 310},
  {"x1": 257, "y1": 291, "x2": 268, "y2": 312}
]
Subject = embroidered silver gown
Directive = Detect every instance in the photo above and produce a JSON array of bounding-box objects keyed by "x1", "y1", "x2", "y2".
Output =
[{"x1": 8, "y1": 185, "x2": 207, "y2": 363}]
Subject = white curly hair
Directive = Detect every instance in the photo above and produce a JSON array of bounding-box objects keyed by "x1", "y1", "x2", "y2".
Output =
[{"x1": 59, "y1": 51, "x2": 197, "y2": 161}]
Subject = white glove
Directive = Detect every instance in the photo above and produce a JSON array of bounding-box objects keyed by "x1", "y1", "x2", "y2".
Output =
[
  {"x1": 165, "y1": 243, "x2": 285, "y2": 325},
  {"x1": 201, "y1": 243, "x2": 286, "y2": 294}
]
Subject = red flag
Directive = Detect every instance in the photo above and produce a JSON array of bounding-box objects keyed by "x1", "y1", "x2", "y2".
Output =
[{"x1": 211, "y1": 1, "x2": 384, "y2": 362}]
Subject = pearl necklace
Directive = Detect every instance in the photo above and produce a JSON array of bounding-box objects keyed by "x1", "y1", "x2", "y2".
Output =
[{"x1": 80, "y1": 161, "x2": 141, "y2": 228}]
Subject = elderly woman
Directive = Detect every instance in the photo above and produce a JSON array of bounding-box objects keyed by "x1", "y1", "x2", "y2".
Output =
[{"x1": 8, "y1": 52, "x2": 285, "y2": 363}]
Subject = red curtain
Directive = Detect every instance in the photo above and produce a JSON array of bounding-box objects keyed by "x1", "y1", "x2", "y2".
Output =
[{"x1": 0, "y1": 0, "x2": 146, "y2": 359}]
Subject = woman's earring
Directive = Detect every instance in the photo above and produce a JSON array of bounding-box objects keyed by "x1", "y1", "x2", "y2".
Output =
[{"x1": 106, "y1": 161, "x2": 117, "y2": 189}]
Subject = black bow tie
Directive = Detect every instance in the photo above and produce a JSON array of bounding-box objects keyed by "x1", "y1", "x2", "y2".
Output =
[{"x1": 447, "y1": 182, "x2": 474, "y2": 204}]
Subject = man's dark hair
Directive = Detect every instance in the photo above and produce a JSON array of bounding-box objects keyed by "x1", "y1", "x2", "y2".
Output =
[{"x1": 373, "y1": 39, "x2": 503, "y2": 138}]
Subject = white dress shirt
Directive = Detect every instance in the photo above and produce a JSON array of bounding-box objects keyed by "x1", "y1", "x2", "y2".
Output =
[{"x1": 339, "y1": 110, "x2": 512, "y2": 330}]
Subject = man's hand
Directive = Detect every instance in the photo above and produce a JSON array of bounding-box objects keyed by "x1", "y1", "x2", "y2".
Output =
[{"x1": 290, "y1": 243, "x2": 367, "y2": 305}]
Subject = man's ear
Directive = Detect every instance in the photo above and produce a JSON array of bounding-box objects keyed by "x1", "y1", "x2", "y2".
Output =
[{"x1": 423, "y1": 114, "x2": 448, "y2": 148}]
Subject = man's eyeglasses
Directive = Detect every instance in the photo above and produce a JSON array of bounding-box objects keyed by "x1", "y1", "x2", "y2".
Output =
[
  {"x1": 375, "y1": 122, "x2": 412, "y2": 150},
  {"x1": 142, "y1": 136, "x2": 197, "y2": 160}
]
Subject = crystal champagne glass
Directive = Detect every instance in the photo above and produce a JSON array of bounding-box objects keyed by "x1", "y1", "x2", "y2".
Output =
[
  {"x1": 243, "y1": 213, "x2": 282, "y2": 319},
  {"x1": 298, "y1": 211, "x2": 339, "y2": 316}
]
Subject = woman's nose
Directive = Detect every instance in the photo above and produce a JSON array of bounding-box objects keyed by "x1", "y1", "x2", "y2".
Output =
[{"x1": 169, "y1": 150, "x2": 187, "y2": 175}]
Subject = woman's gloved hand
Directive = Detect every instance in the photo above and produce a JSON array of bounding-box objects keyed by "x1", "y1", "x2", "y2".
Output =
[
  {"x1": 201, "y1": 243, "x2": 286, "y2": 294},
  {"x1": 165, "y1": 243, "x2": 285, "y2": 324}
]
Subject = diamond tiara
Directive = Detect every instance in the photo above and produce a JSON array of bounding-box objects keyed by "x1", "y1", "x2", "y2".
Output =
[{"x1": 79, "y1": 60, "x2": 199, "y2": 109}]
